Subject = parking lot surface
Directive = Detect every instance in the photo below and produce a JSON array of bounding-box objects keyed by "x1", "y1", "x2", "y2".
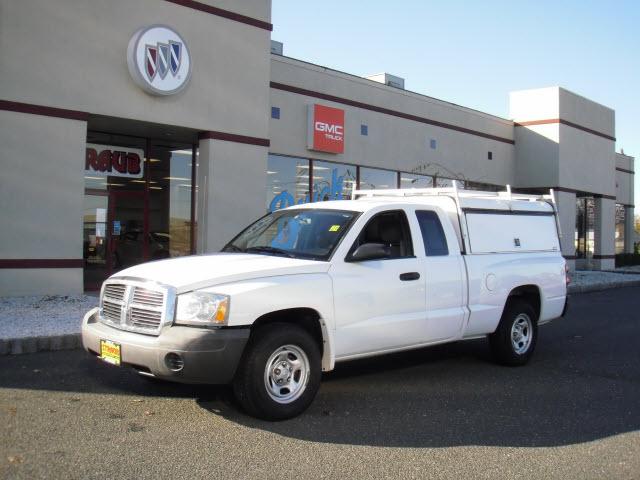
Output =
[{"x1": 1, "y1": 287, "x2": 639, "y2": 479}]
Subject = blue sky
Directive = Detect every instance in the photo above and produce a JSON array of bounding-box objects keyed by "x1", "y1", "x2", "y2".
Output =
[{"x1": 272, "y1": 0, "x2": 639, "y2": 206}]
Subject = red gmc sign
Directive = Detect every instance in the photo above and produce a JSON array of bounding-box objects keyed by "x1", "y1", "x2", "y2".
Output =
[{"x1": 308, "y1": 104, "x2": 345, "y2": 154}]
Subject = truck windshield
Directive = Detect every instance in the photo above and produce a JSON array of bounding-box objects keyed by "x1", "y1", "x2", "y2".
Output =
[{"x1": 222, "y1": 209, "x2": 359, "y2": 261}]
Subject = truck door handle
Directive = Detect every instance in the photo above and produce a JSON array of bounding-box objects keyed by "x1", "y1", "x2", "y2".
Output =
[{"x1": 399, "y1": 272, "x2": 420, "y2": 281}]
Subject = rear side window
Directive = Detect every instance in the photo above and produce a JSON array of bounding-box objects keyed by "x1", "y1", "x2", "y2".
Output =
[{"x1": 416, "y1": 211, "x2": 449, "y2": 256}]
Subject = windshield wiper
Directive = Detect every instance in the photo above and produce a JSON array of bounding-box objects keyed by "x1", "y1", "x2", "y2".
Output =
[
  {"x1": 245, "y1": 246, "x2": 296, "y2": 258},
  {"x1": 222, "y1": 244, "x2": 244, "y2": 253}
]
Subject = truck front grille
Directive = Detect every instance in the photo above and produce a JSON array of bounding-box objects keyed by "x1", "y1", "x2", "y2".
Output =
[{"x1": 99, "y1": 279, "x2": 175, "y2": 336}]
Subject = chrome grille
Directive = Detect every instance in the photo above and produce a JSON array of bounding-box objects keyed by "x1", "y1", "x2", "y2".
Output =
[
  {"x1": 101, "y1": 299, "x2": 122, "y2": 323},
  {"x1": 132, "y1": 288, "x2": 164, "y2": 307},
  {"x1": 104, "y1": 284, "x2": 126, "y2": 301},
  {"x1": 130, "y1": 307, "x2": 162, "y2": 329},
  {"x1": 99, "y1": 279, "x2": 174, "y2": 336}
]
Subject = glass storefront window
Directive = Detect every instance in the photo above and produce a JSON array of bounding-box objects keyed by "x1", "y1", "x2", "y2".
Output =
[
  {"x1": 312, "y1": 161, "x2": 356, "y2": 202},
  {"x1": 575, "y1": 197, "x2": 595, "y2": 258},
  {"x1": 434, "y1": 177, "x2": 454, "y2": 188},
  {"x1": 83, "y1": 132, "x2": 196, "y2": 290},
  {"x1": 400, "y1": 173, "x2": 433, "y2": 189},
  {"x1": 266, "y1": 154, "x2": 310, "y2": 212},
  {"x1": 148, "y1": 143, "x2": 195, "y2": 259},
  {"x1": 615, "y1": 204, "x2": 625, "y2": 254},
  {"x1": 464, "y1": 181, "x2": 503, "y2": 192},
  {"x1": 359, "y1": 167, "x2": 397, "y2": 190}
]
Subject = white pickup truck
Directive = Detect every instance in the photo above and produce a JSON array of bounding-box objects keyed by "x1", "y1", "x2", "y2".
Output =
[{"x1": 82, "y1": 187, "x2": 568, "y2": 420}]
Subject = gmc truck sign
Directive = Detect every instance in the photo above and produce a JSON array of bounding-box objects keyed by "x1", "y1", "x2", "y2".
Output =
[{"x1": 307, "y1": 104, "x2": 345, "y2": 154}]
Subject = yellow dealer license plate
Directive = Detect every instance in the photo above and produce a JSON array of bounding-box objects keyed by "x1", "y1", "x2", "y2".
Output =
[{"x1": 100, "y1": 339, "x2": 121, "y2": 366}]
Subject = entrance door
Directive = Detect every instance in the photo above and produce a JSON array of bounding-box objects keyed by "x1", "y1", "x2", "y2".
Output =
[{"x1": 107, "y1": 191, "x2": 147, "y2": 275}]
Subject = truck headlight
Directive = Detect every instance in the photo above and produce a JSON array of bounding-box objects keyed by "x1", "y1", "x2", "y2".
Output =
[{"x1": 175, "y1": 292, "x2": 230, "y2": 326}]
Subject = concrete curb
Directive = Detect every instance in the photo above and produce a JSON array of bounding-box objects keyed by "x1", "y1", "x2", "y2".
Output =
[
  {"x1": 568, "y1": 280, "x2": 640, "y2": 294},
  {"x1": 0, "y1": 333, "x2": 81, "y2": 356},
  {"x1": 1, "y1": 281, "x2": 640, "y2": 356}
]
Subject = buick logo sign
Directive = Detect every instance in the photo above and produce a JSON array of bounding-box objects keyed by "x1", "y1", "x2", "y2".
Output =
[{"x1": 127, "y1": 25, "x2": 192, "y2": 96}]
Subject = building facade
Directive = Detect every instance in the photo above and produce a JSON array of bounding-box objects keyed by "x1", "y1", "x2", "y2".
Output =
[{"x1": 0, "y1": 0, "x2": 635, "y2": 296}]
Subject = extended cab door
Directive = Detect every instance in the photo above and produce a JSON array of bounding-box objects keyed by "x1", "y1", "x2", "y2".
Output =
[
  {"x1": 413, "y1": 208, "x2": 466, "y2": 341},
  {"x1": 330, "y1": 209, "x2": 427, "y2": 359}
]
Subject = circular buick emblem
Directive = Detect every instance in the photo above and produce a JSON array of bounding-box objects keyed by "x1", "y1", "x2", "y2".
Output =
[{"x1": 127, "y1": 25, "x2": 192, "y2": 96}]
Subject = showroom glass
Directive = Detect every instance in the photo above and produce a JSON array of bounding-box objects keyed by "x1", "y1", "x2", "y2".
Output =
[
  {"x1": 266, "y1": 154, "x2": 310, "y2": 212},
  {"x1": 223, "y1": 209, "x2": 358, "y2": 261},
  {"x1": 312, "y1": 161, "x2": 356, "y2": 202},
  {"x1": 148, "y1": 143, "x2": 195, "y2": 259},
  {"x1": 615, "y1": 204, "x2": 625, "y2": 254},
  {"x1": 83, "y1": 133, "x2": 146, "y2": 289},
  {"x1": 575, "y1": 197, "x2": 595, "y2": 258},
  {"x1": 82, "y1": 133, "x2": 196, "y2": 290},
  {"x1": 400, "y1": 173, "x2": 433, "y2": 189},
  {"x1": 359, "y1": 167, "x2": 397, "y2": 189}
]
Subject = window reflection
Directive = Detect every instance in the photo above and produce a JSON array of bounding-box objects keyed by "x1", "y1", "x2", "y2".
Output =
[
  {"x1": 615, "y1": 204, "x2": 625, "y2": 254},
  {"x1": 312, "y1": 161, "x2": 356, "y2": 201},
  {"x1": 400, "y1": 173, "x2": 433, "y2": 189},
  {"x1": 359, "y1": 167, "x2": 397, "y2": 190},
  {"x1": 266, "y1": 154, "x2": 310, "y2": 212},
  {"x1": 148, "y1": 144, "x2": 195, "y2": 258}
]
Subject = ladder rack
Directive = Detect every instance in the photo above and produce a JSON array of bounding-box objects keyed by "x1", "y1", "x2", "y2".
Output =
[
  {"x1": 351, "y1": 184, "x2": 555, "y2": 203},
  {"x1": 350, "y1": 183, "x2": 563, "y2": 246}
]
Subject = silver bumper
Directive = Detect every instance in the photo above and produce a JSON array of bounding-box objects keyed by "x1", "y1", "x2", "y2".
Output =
[{"x1": 81, "y1": 308, "x2": 249, "y2": 384}]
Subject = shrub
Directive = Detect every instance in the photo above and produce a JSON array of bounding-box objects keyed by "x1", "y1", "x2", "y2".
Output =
[{"x1": 615, "y1": 253, "x2": 640, "y2": 267}]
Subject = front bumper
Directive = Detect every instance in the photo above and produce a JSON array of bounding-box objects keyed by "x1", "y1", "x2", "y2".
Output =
[{"x1": 81, "y1": 308, "x2": 249, "y2": 384}]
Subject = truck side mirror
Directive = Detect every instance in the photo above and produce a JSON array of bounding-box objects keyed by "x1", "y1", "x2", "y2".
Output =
[{"x1": 348, "y1": 243, "x2": 391, "y2": 262}]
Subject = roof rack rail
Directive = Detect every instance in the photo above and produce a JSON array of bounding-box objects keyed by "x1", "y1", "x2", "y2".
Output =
[{"x1": 350, "y1": 184, "x2": 555, "y2": 203}]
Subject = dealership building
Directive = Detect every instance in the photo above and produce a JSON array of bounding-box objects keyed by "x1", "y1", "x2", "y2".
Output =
[{"x1": 0, "y1": 0, "x2": 635, "y2": 296}]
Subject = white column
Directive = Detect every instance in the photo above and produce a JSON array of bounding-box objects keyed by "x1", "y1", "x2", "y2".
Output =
[
  {"x1": 196, "y1": 138, "x2": 268, "y2": 253},
  {"x1": 593, "y1": 197, "x2": 616, "y2": 270},
  {"x1": 555, "y1": 190, "x2": 577, "y2": 271}
]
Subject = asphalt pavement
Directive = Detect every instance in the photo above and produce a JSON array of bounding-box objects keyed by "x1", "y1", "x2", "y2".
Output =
[{"x1": 1, "y1": 287, "x2": 639, "y2": 479}]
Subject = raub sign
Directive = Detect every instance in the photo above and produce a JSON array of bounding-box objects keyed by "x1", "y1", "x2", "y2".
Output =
[{"x1": 85, "y1": 144, "x2": 144, "y2": 178}]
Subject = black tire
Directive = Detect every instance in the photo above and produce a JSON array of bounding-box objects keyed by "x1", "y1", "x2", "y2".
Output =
[
  {"x1": 489, "y1": 298, "x2": 538, "y2": 366},
  {"x1": 233, "y1": 323, "x2": 321, "y2": 420}
]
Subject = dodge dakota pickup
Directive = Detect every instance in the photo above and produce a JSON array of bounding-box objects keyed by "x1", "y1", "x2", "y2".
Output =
[{"x1": 82, "y1": 186, "x2": 568, "y2": 420}]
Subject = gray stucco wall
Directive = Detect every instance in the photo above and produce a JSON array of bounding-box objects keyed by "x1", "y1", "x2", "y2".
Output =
[
  {"x1": 269, "y1": 56, "x2": 516, "y2": 187},
  {"x1": 0, "y1": 0, "x2": 271, "y2": 139},
  {"x1": 0, "y1": 110, "x2": 86, "y2": 295}
]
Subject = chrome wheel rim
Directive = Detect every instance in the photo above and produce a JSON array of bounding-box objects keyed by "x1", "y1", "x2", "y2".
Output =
[
  {"x1": 264, "y1": 344, "x2": 310, "y2": 404},
  {"x1": 511, "y1": 313, "x2": 533, "y2": 354}
]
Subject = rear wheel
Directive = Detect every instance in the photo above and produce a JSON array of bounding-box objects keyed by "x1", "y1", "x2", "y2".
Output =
[
  {"x1": 233, "y1": 323, "x2": 321, "y2": 420},
  {"x1": 489, "y1": 299, "x2": 537, "y2": 366}
]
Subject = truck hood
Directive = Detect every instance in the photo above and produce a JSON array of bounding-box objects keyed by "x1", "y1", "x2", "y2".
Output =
[{"x1": 111, "y1": 253, "x2": 330, "y2": 293}]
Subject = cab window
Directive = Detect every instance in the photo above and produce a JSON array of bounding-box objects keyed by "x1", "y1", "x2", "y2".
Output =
[
  {"x1": 415, "y1": 210, "x2": 449, "y2": 256},
  {"x1": 349, "y1": 210, "x2": 414, "y2": 259}
]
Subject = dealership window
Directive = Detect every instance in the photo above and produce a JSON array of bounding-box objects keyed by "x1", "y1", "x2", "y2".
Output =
[
  {"x1": 615, "y1": 204, "x2": 626, "y2": 254},
  {"x1": 83, "y1": 132, "x2": 196, "y2": 290},
  {"x1": 464, "y1": 181, "x2": 503, "y2": 192},
  {"x1": 400, "y1": 173, "x2": 434, "y2": 189},
  {"x1": 575, "y1": 197, "x2": 595, "y2": 258},
  {"x1": 359, "y1": 167, "x2": 397, "y2": 190},
  {"x1": 147, "y1": 143, "x2": 195, "y2": 260},
  {"x1": 267, "y1": 154, "x2": 310, "y2": 211},
  {"x1": 434, "y1": 177, "x2": 455, "y2": 188},
  {"x1": 312, "y1": 160, "x2": 356, "y2": 202}
]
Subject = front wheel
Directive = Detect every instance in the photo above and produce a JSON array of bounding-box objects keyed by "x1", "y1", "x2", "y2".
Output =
[
  {"x1": 489, "y1": 299, "x2": 538, "y2": 366},
  {"x1": 233, "y1": 323, "x2": 321, "y2": 420}
]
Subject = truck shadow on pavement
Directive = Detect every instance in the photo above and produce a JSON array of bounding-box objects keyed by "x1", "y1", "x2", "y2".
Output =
[
  {"x1": 1, "y1": 289, "x2": 639, "y2": 449},
  {"x1": 199, "y1": 328, "x2": 640, "y2": 448}
]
